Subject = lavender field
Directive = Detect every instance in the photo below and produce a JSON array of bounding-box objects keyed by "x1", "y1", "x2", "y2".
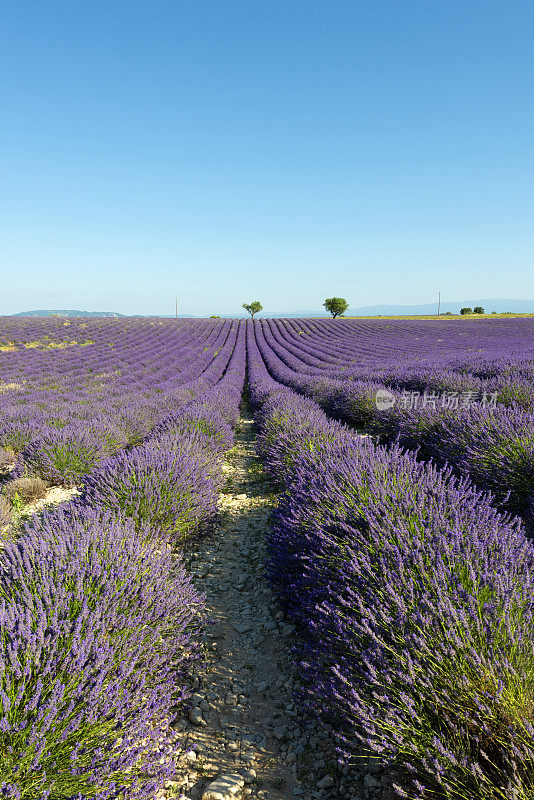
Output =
[{"x1": 1, "y1": 315, "x2": 534, "y2": 800}]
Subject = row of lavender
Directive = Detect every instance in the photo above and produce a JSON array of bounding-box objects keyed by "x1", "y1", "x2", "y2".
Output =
[
  {"x1": 0, "y1": 319, "x2": 246, "y2": 798},
  {"x1": 247, "y1": 322, "x2": 534, "y2": 799},
  {"x1": 252, "y1": 319, "x2": 534, "y2": 516}
]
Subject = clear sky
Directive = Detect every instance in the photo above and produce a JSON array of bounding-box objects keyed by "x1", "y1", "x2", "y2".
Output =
[{"x1": 1, "y1": 0, "x2": 533, "y2": 316}]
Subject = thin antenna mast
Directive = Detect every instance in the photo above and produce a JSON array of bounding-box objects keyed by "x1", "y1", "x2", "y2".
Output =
[{"x1": 437, "y1": 291, "x2": 441, "y2": 317}]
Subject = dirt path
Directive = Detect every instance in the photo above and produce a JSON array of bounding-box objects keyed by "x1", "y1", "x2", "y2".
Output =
[{"x1": 162, "y1": 412, "x2": 351, "y2": 800}]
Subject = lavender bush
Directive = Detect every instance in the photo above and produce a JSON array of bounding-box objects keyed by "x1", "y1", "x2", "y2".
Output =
[
  {"x1": 0, "y1": 507, "x2": 204, "y2": 798},
  {"x1": 80, "y1": 429, "x2": 222, "y2": 541},
  {"x1": 270, "y1": 432, "x2": 534, "y2": 798},
  {"x1": 0, "y1": 421, "x2": 36, "y2": 455},
  {"x1": 154, "y1": 407, "x2": 235, "y2": 454},
  {"x1": 20, "y1": 426, "x2": 107, "y2": 485},
  {"x1": 381, "y1": 403, "x2": 534, "y2": 514}
]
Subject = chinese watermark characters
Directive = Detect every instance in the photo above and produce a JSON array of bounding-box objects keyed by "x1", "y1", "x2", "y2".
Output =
[{"x1": 375, "y1": 389, "x2": 498, "y2": 411}]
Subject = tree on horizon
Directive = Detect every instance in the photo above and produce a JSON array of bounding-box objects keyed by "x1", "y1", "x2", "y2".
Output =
[
  {"x1": 242, "y1": 301, "x2": 263, "y2": 319},
  {"x1": 323, "y1": 297, "x2": 349, "y2": 318}
]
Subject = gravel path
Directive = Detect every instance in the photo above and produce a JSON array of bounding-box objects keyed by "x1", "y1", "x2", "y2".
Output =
[{"x1": 164, "y1": 412, "x2": 368, "y2": 800}]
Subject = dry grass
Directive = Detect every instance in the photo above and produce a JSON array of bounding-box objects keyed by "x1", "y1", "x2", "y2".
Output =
[
  {"x1": 0, "y1": 382, "x2": 24, "y2": 393},
  {"x1": 3, "y1": 476, "x2": 48, "y2": 504},
  {"x1": 0, "y1": 339, "x2": 94, "y2": 352}
]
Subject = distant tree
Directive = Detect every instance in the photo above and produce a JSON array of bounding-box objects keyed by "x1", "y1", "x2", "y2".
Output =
[
  {"x1": 323, "y1": 297, "x2": 349, "y2": 318},
  {"x1": 210, "y1": 315, "x2": 221, "y2": 318},
  {"x1": 444, "y1": 311, "x2": 453, "y2": 315},
  {"x1": 473, "y1": 306, "x2": 485, "y2": 314},
  {"x1": 242, "y1": 301, "x2": 263, "y2": 319},
  {"x1": 460, "y1": 307, "x2": 472, "y2": 315},
  {"x1": 491, "y1": 311, "x2": 498, "y2": 314}
]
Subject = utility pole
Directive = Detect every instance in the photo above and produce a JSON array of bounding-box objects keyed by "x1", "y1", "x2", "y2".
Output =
[
  {"x1": 175, "y1": 295, "x2": 178, "y2": 320},
  {"x1": 437, "y1": 291, "x2": 441, "y2": 317}
]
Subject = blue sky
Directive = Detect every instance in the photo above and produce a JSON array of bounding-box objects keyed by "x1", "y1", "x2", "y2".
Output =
[{"x1": 1, "y1": 0, "x2": 533, "y2": 315}]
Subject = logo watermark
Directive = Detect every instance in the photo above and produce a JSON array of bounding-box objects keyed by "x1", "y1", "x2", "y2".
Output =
[
  {"x1": 375, "y1": 388, "x2": 396, "y2": 410},
  {"x1": 375, "y1": 389, "x2": 498, "y2": 411}
]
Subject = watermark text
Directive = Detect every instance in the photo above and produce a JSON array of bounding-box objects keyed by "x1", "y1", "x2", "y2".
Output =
[{"x1": 375, "y1": 389, "x2": 498, "y2": 411}]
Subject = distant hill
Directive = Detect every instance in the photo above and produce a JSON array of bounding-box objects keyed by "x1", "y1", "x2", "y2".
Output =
[
  {"x1": 11, "y1": 310, "x2": 125, "y2": 317},
  {"x1": 11, "y1": 310, "x2": 198, "y2": 318},
  {"x1": 342, "y1": 298, "x2": 534, "y2": 317}
]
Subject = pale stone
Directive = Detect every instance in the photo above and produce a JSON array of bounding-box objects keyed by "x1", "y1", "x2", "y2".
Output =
[{"x1": 202, "y1": 773, "x2": 245, "y2": 800}]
